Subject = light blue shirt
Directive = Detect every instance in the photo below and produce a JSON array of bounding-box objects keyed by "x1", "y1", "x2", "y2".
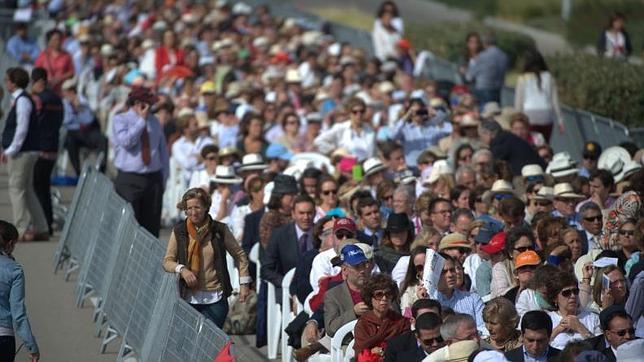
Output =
[
  {"x1": 551, "y1": 210, "x2": 582, "y2": 230},
  {"x1": 62, "y1": 97, "x2": 94, "y2": 131},
  {"x1": 5, "y1": 35, "x2": 39, "y2": 65},
  {"x1": 465, "y1": 45, "x2": 508, "y2": 90},
  {"x1": 435, "y1": 288, "x2": 488, "y2": 336},
  {"x1": 111, "y1": 109, "x2": 169, "y2": 182},
  {"x1": 390, "y1": 112, "x2": 452, "y2": 167}
]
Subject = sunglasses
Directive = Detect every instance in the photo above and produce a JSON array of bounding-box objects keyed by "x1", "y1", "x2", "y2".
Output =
[
  {"x1": 584, "y1": 215, "x2": 602, "y2": 222},
  {"x1": 420, "y1": 336, "x2": 444, "y2": 346},
  {"x1": 583, "y1": 155, "x2": 598, "y2": 161},
  {"x1": 205, "y1": 156, "x2": 217, "y2": 161},
  {"x1": 535, "y1": 201, "x2": 552, "y2": 206},
  {"x1": 612, "y1": 328, "x2": 635, "y2": 337},
  {"x1": 372, "y1": 290, "x2": 394, "y2": 300},
  {"x1": 560, "y1": 288, "x2": 580, "y2": 298},
  {"x1": 514, "y1": 246, "x2": 533, "y2": 253},
  {"x1": 322, "y1": 189, "x2": 338, "y2": 196},
  {"x1": 335, "y1": 231, "x2": 354, "y2": 240},
  {"x1": 352, "y1": 108, "x2": 365, "y2": 114},
  {"x1": 619, "y1": 230, "x2": 635, "y2": 236}
]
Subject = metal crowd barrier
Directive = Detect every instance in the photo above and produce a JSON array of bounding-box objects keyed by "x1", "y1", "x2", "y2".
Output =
[{"x1": 53, "y1": 165, "x2": 233, "y2": 361}]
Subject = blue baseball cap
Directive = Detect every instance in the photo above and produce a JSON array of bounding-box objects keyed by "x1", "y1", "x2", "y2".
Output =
[
  {"x1": 474, "y1": 220, "x2": 504, "y2": 245},
  {"x1": 266, "y1": 143, "x2": 293, "y2": 161},
  {"x1": 340, "y1": 244, "x2": 368, "y2": 266}
]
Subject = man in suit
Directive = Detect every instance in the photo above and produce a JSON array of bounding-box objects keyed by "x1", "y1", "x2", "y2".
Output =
[
  {"x1": 505, "y1": 310, "x2": 561, "y2": 362},
  {"x1": 586, "y1": 305, "x2": 636, "y2": 361},
  {"x1": 355, "y1": 197, "x2": 383, "y2": 247},
  {"x1": 261, "y1": 194, "x2": 315, "y2": 296},
  {"x1": 385, "y1": 300, "x2": 443, "y2": 362},
  {"x1": 241, "y1": 206, "x2": 265, "y2": 284},
  {"x1": 578, "y1": 202, "x2": 604, "y2": 256},
  {"x1": 479, "y1": 119, "x2": 546, "y2": 176}
]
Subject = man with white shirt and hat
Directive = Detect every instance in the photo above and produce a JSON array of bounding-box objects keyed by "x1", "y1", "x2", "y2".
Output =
[
  {"x1": 546, "y1": 152, "x2": 579, "y2": 183},
  {"x1": 362, "y1": 157, "x2": 387, "y2": 197},
  {"x1": 551, "y1": 183, "x2": 585, "y2": 230}
]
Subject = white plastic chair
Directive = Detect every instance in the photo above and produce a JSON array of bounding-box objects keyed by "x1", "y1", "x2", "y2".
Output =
[
  {"x1": 281, "y1": 268, "x2": 298, "y2": 362},
  {"x1": 331, "y1": 320, "x2": 357, "y2": 362},
  {"x1": 266, "y1": 279, "x2": 282, "y2": 360},
  {"x1": 249, "y1": 243, "x2": 260, "y2": 293}
]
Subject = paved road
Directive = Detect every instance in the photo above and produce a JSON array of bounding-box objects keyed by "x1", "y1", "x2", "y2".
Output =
[{"x1": 1, "y1": 165, "x2": 272, "y2": 361}]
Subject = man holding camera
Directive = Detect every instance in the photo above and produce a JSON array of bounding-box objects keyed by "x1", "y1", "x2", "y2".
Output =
[
  {"x1": 112, "y1": 87, "x2": 169, "y2": 237},
  {"x1": 390, "y1": 98, "x2": 451, "y2": 170}
]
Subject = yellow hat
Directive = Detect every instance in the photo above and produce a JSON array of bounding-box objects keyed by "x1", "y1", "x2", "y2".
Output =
[{"x1": 200, "y1": 81, "x2": 216, "y2": 94}]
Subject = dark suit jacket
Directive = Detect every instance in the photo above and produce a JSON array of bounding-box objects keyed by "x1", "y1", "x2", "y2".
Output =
[
  {"x1": 504, "y1": 346, "x2": 560, "y2": 362},
  {"x1": 260, "y1": 222, "x2": 307, "y2": 288},
  {"x1": 490, "y1": 131, "x2": 546, "y2": 176},
  {"x1": 357, "y1": 229, "x2": 382, "y2": 248},
  {"x1": 290, "y1": 248, "x2": 319, "y2": 304},
  {"x1": 241, "y1": 208, "x2": 265, "y2": 255},
  {"x1": 585, "y1": 334, "x2": 616, "y2": 362},
  {"x1": 384, "y1": 331, "x2": 425, "y2": 362}
]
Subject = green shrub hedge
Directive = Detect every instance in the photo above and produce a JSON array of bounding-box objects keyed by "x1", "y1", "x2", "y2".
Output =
[
  {"x1": 406, "y1": 22, "x2": 536, "y2": 70},
  {"x1": 547, "y1": 54, "x2": 644, "y2": 127}
]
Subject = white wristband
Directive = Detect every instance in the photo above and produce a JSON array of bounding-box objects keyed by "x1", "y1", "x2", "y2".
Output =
[{"x1": 175, "y1": 264, "x2": 185, "y2": 274}]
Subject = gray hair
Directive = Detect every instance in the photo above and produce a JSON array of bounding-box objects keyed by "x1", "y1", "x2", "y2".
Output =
[
  {"x1": 472, "y1": 149, "x2": 493, "y2": 163},
  {"x1": 455, "y1": 165, "x2": 476, "y2": 183},
  {"x1": 394, "y1": 185, "x2": 414, "y2": 202},
  {"x1": 579, "y1": 202, "x2": 601, "y2": 216},
  {"x1": 440, "y1": 313, "x2": 476, "y2": 340},
  {"x1": 480, "y1": 120, "x2": 502, "y2": 135}
]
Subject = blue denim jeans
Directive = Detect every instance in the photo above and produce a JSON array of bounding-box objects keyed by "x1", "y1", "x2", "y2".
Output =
[
  {"x1": 474, "y1": 88, "x2": 501, "y2": 110},
  {"x1": 192, "y1": 298, "x2": 229, "y2": 328}
]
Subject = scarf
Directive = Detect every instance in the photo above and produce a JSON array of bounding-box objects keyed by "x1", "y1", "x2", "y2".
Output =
[{"x1": 186, "y1": 216, "x2": 211, "y2": 281}]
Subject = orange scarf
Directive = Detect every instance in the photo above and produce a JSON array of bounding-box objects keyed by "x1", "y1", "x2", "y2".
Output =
[{"x1": 186, "y1": 217, "x2": 211, "y2": 282}]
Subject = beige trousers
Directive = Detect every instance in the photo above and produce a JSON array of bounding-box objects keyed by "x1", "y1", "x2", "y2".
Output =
[{"x1": 7, "y1": 152, "x2": 48, "y2": 235}]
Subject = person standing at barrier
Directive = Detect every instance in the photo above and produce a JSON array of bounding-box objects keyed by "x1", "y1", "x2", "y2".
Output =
[
  {"x1": 163, "y1": 188, "x2": 251, "y2": 328},
  {"x1": 30, "y1": 67, "x2": 64, "y2": 236},
  {"x1": 0, "y1": 220, "x2": 40, "y2": 362},
  {"x1": 1, "y1": 67, "x2": 49, "y2": 242},
  {"x1": 464, "y1": 33, "x2": 508, "y2": 109},
  {"x1": 112, "y1": 87, "x2": 169, "y2": 237}
]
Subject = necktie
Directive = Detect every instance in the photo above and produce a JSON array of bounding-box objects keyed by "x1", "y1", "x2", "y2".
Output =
[
  {"x1": 299, "y1": 233, "x2": 309, "y2": 254},
  {"x1": 141, "y1": 126, "x2": 151, "y2": 166}
]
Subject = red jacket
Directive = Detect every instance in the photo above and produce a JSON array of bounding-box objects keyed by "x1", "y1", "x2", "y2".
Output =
[{"x1": 154, "y1": 46, "x2": 185, "y2": 76}]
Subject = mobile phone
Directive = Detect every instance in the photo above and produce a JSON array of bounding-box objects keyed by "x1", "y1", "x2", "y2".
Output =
[{"x1": 352, "y1": 165, "x2": 363, "y2": 182}]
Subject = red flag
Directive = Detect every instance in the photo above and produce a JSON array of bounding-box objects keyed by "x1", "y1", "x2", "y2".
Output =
[{"x1": 213, "y1": 340, "x2": 235, "y2": 362}]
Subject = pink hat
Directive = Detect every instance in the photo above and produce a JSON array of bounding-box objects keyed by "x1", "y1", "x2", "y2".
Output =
[{"x1": 338, "y1": 156, "x2": 357, "y2": 173}]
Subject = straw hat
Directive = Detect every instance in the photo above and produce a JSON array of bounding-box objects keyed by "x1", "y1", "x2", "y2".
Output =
[
  {"x1": 363, "y1": 157, "x2": 386, "y2": 177},
  {"x1": 212, "y1": 165, "x2": 242, "y2": 184},
  {"x1": 553, "y1": 183, "x2": 585, "y2": 199},
  {"x1": 425, "y1": 160, "x2": 453, "y2": 185},
  {"x1": 285, "y1": 68, "x2": 302, "y2": 83},
  {"x1": 546, "y1": 152, "x2": 578, "y2": 178},
  {"x1": 237, "y1": 154, "x2": 268, "y2": 172},
  {"x1": 598, "y1": 146, "x2": 631, "y2": 183},
  {"x1": 533, "y1": 186, "x2": 554, "y2": 201}
]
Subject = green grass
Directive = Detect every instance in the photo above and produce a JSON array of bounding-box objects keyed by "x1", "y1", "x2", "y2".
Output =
[{"x1": 308, "y1": 6, "x2": 373, "y2": 31}]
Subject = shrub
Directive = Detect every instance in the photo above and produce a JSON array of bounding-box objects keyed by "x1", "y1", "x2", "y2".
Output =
[
  {"x1": 547, "y1": 53, "x2": 644, "y2": 127},
  {"x1": 406, "y1": 22, "x2": 536, "y2": 70}
]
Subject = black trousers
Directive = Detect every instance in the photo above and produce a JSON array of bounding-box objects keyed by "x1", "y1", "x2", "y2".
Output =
[
  {"x1": 0, "y1": 336, "x2": 15, "y2": 362},
  {"x1": 114, "y1": 171, "x2": 163, "y2": 237},
  {"x1": 33, "y1": 157, "x2": 56, "y2": 234},
  {"x1": 64, "y1": 128, "x2": 107, "y2": 176}
]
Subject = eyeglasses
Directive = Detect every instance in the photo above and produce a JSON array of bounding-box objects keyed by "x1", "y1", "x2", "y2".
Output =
[
  {"x1": 352, "y1": 108, "x2": 365, "y2": 115},
  {"x1": 420, "y1": 336, "x2": 444, "y2": 346},
  {"x1": 611, "y1": 328, "x2": 635, "y2": 337},
  {"x1": 335, "y1": 231, "x2": 354, "y2": 240},
  {"x1": 372, "y1": 290, "x2": 394, "y2": 300},
  {"x1": 322, "y1": 189, "x2": 338, "y2": 196},
  {"x1": 205, "y1": 156, "x2": 217, "y2": 161},
  {"x1": 583, "y1": 155, "x2": 598, "y2": 161},
  {"x1": 619, "y1": 230, "x2": 635, "y2": 236},
  {"x1": 560, "y1": 288, "x2": 580, "y2": 298},
  {"x1": 514, "y1": 246, "x2": 533, "y2": 253},
  {"x1": 584, "y1": 215, "x2": 602, "y2": 222}
]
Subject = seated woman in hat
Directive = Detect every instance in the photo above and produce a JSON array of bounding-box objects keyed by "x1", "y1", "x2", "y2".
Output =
[
  {"x1": 354, "y1": 273, "x2": 409, "y2": 359},
  {"x1": 163, "y1": 187, "x2": 251, "y2": 328},
  {"x1": 374, "y1": 213, "x2": 414, "y2": 275},
  {"x1": 208, "y1": 165, "x2": 243, "y2": 223}
]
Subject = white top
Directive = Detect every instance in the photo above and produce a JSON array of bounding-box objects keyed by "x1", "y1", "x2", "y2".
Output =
[
  {"x1": 4, "y1": 89, "x2": 34, "y2": 156},
  {"x1": 463, "y1": 253, "x2": 482, "y2": 293},
  {"x1": 604, "y1": 31, "x2": 626, "y2": 58},
  {"x1": 514, "y1": 71, "x2": 563, "y2": 127},
  {"x1": 208, "y1": 190, "x2": 232, "y2": 223},
  {"x1": 547, "y1": 310, "x2": 601, "y2": 350},
  {"x1": 372, "y1": 18, "x2": 403, "y2": 61},
  {"x1": 309, "y1": 248, "x2": 340, "y2": 292},
  {"x1": 392, "y1": 255, "x2": 410, "y2": 287},
  {"x1": 171, "y1": 135, "x2": 214, "y2": 185},
  {"x1": 313, "y1": 121, "x2": 376, "y2": 161},
  {"x1": 490, "y1": 261, "x2": 515, "y2": 298},
  {"x1": 516, "y1": 289, "x2": 541, "y2": 318},
  {"x1": 229, "y1": 204, "x2": 251, "y2": 242},
  {"x1": 189, "y1": 169, "x2": 216, "y2": 190}
]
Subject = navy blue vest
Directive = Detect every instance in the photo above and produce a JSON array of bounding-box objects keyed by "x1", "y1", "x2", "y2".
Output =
[
  {"x1": 34, "y1": 89, "x2": 64, "y2": 152},
  {"x1": 1, "y1": 91, "x2": 40, "y2": 152}
]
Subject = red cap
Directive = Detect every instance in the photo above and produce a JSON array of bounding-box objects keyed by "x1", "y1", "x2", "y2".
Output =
[
  {"x1": 127, "y1": 86, "x2": 159, "y2": 105},
  {"x1": 333, "y1": 218, "x2": 357, "y2": 234},
  {"x1": 397, "y1": 38, "x2": 411, "y2": 50},
  {"x1": 480, "y1": 231, "x2": 506, "y2": 255}
]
